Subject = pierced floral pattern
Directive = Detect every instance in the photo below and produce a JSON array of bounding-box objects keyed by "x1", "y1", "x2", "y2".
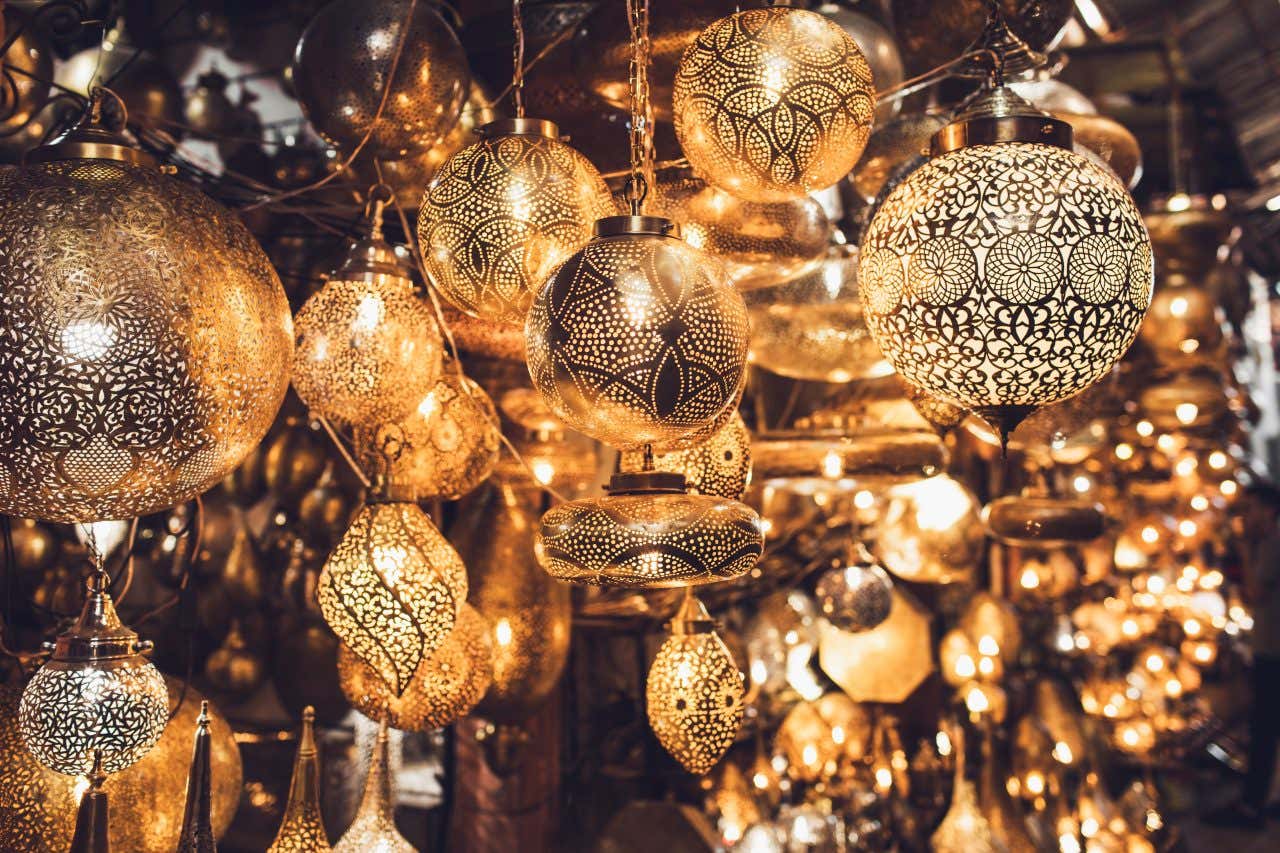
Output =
[
  {"x1": 859, "y1": 142, "x2": 1152, "y2": 409},
  {"x1": 418, "y1": 131, "x2": 615, "y2": 323},
  {"x1": 673, "y1": 7, "x2": 876, "y2": 202},
  {"x1": 317, "y1": 502, "x2": 465, "y2": 697},
  {"x1": 535, "y1": 492, "x2": 764, "y2": 587},
  {"x1": 0, "y1": 159, "x2": 292, "y2": 523},
  {"x1": 19, "y1": 658, "x2": 169, "y2": 776},
  {"x1": 646, "y1": 630, "x2": 744, "y2": 775},
  {"x1": 525, "y1": 231, "x2": 749, "y2": 450}
]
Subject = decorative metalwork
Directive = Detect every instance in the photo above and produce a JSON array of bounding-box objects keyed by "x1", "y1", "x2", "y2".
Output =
[
  {"x1": 0, "y1": 123, "x2": 292, "y2": 523},
  {"x1": 317, "y1": 501, "x2": 465, "y2": 697},
  {"x1": 873, "y1": 475, "x2": 982, "y2": 584},
  {"x1": 333, "y1": 721, "x2": 413, "y2": 852},
  {"x1": 620, "y1": 411, "x2": 752, "y2": 500},
  {"x1": 645, "y1": 596, "x2": 743, "y2": 775},
  {"x1": 672, "y1": 7, "x2": 876, "y2": 202},
  {"x1": 849, "y1": 112, "x2": 949, "y2": 202},
  {"x1": 293, "y1": 220, "x2": 443, "y2": 428},
  {"x1": 818, "y1": 590, "x2": 933, "y2": 703},
  {"x1": 525, "y1": 216, "x2": 749, "y2": 450},
  {"x1": 337, "y1": 604, "x2": 493, "y2": 732},
  {"x1": 859, "y1": 137, "x2": 1152, "y2": 424},
  {"x1": 354, "y1": 369, "x2": 501, "y2": 501},
  {"x1": 536, "y1": 471, "x2": 764, "y2": 587},
  {"x1": 652, "y1": 177, "x2": 831, "y2": 290},
  {"x1": 267, "y1": 707, "x2": 332, "y2": 853},
  {"x1": 774, "y1": 693, "x2": 872, "y2": 781},
  {"x1": 176, "y1": 702, "x2": 215, "y2": 853},
  {"x1": 814, "y1": 547, "x2": 894, "y2": 633},
  {"x1": 292, "y1": 0, "x2": 470, "y2": 159},
  {"x1": 19, "y1": 574, "x2": 168, "y2": 777},
  {"x1": 0, "y1": 684, "x2": 77, "y2": 853},
  {"x1": 418, "y1": 119, "x2": 616, "y2": 323}
]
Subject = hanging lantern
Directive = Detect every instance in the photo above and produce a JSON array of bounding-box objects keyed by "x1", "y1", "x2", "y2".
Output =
[
  {"x1": 773, "y1": 692, "x2": 872, "y2": 781},
  {"x1": 932, "y1": 727, "x2": 1003, "y2": 852},
  {"x1": 646, "y1": 596, "x2": 744, "y2": 775},
  {"x1": 744, "y1": 243, "x2": 894, "y2": 384},
  {"x1": 454, "y1": 483, "x2": 572, "y2": 724},
  {"x1": 418, "y1": 118, "x2": 616, "y2": 324},
  {"x1": 619, "y1": 411, "x2": 752, "y2": 500},
  {"x1": 175, "y1": 702, "x2": 216, "y2": 853},
  {"x1": 1139, "y1": 280, "x2": 1227, "y2": 366},
  {"x1": 874, "y1": 475, "x2": 982, "y2": 584},
  {"x1": 267, "y1": 707, "x2": 331, "y2": 852},
  {"x1": 818, "y1": 589, "x2": 933, "y2": 703},
  {"x1": 536, "y1": 468, "x2": 764, "y2": 587},
  {"x1": 849, "y1": 112, "x2": 949, "y2": 202},
  {"x1": 0, "y1": 96, "x2": 292, "y2": 523},
  {"x1": 337, "y1": 604, "x2": 493, "y2": 731},
  {"x1": 858, "y1": 84, "x2": 1152, "y2": 440},
  {"x1": 317, "y1": 499, "x2": 465, "y2": 697},
  {"x1": 672, "y1": 7, "x2": 876, "y2": 202},
  {"x1": 333, "y1": 721, "x2": 413, "y2": 852},
  {"x1": 813, "y1": 545, "x2": 894, "y2": 633},
  {"x1": 525, "y1": 214, "x2": 749, "y2": 449},
  {"x1": 816, "y1": 2, "x2": 904, "y2": 121},
  {"x1": 1061, "y1": 112, "x2": 1143, "y2": 190},
  {"x1": 0, "y1": 9, "x2": 53, "y2": 136},
  {"x1": 292, "y1": 0, "x2": 469, "y2": 160},
  {"x1": 983, "y1": 493, "x2": 1106, "y2": 547},
  {"x1": 292, "y1": 205, "x2": 443, "y2": 428},
  {"x1": 653, "y1": 177, "x2": 832, "y2": 291},
  {"x1": 958, "y1": 593, "x2": 1022, "y2": 663},
  {"x1": 19, "y1": 572, "x2": 168, "y2": 777},
  {"x1": 354, "y1": 368, "x2": 500, "y2": 501}
]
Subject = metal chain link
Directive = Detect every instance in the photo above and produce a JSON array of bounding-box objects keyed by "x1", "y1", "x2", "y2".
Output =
[
  {"x1": 625, "y1": 0, "x2": 654, "y2": 213},
  {"x1": 512, "y1": 0, "x2": 526, "y2": 117}
]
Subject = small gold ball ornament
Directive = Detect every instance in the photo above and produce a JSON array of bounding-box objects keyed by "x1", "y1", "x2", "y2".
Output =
[
  {"x1": 672, "y1": 7, "x2": 876, "y2": 202},
  {"x1": 418, "y1": 118, "x2": 616, "y2": 323},
  {"x1": 525, "y1": 215, "x2": 749, "y2": 449}
]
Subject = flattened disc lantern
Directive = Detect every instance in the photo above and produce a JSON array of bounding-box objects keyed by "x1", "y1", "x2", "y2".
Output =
[
  {"x1": 0, "y1": 98, "x2": 292, "y2": 522},
  {"x1": 983, "y1": 493, "x2": 1107, "y2": 548}
]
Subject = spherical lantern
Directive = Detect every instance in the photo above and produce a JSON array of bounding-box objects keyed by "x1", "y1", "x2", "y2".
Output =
[
  {"x1": 653, "y1": 177, "x2": 832, "y2": 291},
  {"x1": 292, "y1": 0, "x2": 469, "y2": 160},
  {"x1": 318, "y1": 500, "x2": 466, "y2": 698},
  {"x1": 646, "y1": 596, "x2": 744, "y2": 775},
  {"x1": 744, "y1": 243, "x2": 892, "y2": 383},
  {"x1": 849, "y1": 112, "x2": 948, "y2": 202},
  {"x1": 1061, "y1": 112, "x2": 1143, "y2": 190},
  {"x1": 814, "y1": 549, "x2": 894, "y2": 633},
  {"x1": 1139, "y1": 282, "x2": 1226, "y2": 366},
  {"x1": 874, "y1": 475, "x2": 982, "y2": 584},
  {"x1": 672, "y1": 7, "x2": 876, "y2": 202},
  {"x1": 815, "y1": 2, "x2": 904, "y2": 122},
  {"x1": 292, "y1": 223, "x2": 443, "y2": 428},
  {"x1": 418, "y1": 118, "x2": 615, "y2": 324},
  {"x1": 0, "y1": 10, "x2": 53, "y2": 135},
  {"x1": 620, "y1": 411, "x2": 752, "y2": 500},
  {"x1": 354, "y1": 368, "x2": 500, "y2": 500},
  {"x1": 19, "y1": 574, "x2": 168, "y2": 776},
  {"x1": 0, "y1": 106, "x2": 292, "y2": 523},
  {"x1": 858, "y1": 86, "x2": 1152, "y2": 438},
  {"x1": 525, "y1": 215, "x2": 749, "y2": 449},
  {"x1": 337, "y1": 604, "x2": 493, "y2": 731},
  {"x1": 536, "y1": 470, "x2": 764, "y2": 587}
]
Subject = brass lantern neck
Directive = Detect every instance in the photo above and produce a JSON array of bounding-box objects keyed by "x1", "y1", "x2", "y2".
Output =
[
  {"x1": 26, "y1": 90, "x2": 158, "y2": 169},
  {"x1": 669, "y1": 594, "x2": 716, "y2": 635},
  {"x1": 334, "y1": 234, "x2": 416, "y2": 284},
  {"x1": 478, "y1": 117, "x2": 560, "y2": 139},
  {"x1": 931, "y1": 85, "x2": 1073, "y2": 155},
  {"x1": 953, "y1": 0, "x2": 1048, "y2": 80},
  {"x1": 606, "y1": 469, "x2": 688, "y2": 495},
  {"x1": 593, "y1": 215, "x2": 681, "y2": 240},
  {"x1": 52, "y1": 572, "x2": 149, "y2": 663}
]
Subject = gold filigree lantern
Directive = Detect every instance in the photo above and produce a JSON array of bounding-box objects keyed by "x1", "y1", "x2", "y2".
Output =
[
  {"x1": 619, "y1": 411, "x2": 753, "y2": 500},
  {"x1": 418, "y1": 118, "x2": 616, "y2": 323},
  {"x1": 292, "y1": 199, "x2": 444, "y2": 428},
  {"x1": 672, "y1": 7, "x2": 876, "y2": 202},
  {"x1": 267, "y1": 707, "x2": 331, "y2": 853},
  {"x1": 317, "y1": 497, "x2": 466, "y2": 698},
  {"x1": 333, "y1": 721, "x2": 412, "y2": 852},
  {"x1": 0, "y1": 96, "x2": 292, "y2": 522},
  {"x1": 646, "y1": 595, "x2": 744, "y2": 775},
  {"x1": 525, "y1": 214, "x2": 749, "y2": 450},
  {"x1": 858, "y1": 84, "x2": 1152, "y2": 441}
]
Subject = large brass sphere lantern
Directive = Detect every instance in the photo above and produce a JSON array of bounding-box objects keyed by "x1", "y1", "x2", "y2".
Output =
[{"x1": 0, "y1": 98, "x2": 292, "y2": 522}]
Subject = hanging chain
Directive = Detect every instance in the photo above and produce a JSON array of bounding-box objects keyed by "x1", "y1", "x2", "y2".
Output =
[
  {"x1": 512, "y1": 0, "x2": 526, "y2": 118},
  {"x1": 624, "y1": 0, "x2": 653, "y2": 214}
]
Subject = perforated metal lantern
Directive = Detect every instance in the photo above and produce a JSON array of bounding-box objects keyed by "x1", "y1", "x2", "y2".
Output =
[
  {"x1": 858, "y1": 86, "x2": 1152, "y2": 439},
  {"x1": 672, "y1": 7, "x2": 876, "y2": 202},
  {"x1": 535, "y1": 470, "x2": 764, "y2": 588},
  {"x1": 332, "y1": 722, "x2": 412, "y2": 852},
  {"x1": 337, "y1": 604, "x2": 493, "y2": 732},
  {"x1": 0, "y1": 107, "x2": 292, "y2": 523},
  {"x1": 619, "y1": 411, "x2": 752, "y2": 500},
  {"x1": 266, "y1": 708, "x2": 331, "y2": 853},
  {"x1": 317, "y1": 500, "x2": 465, "y2": 697},
  {"x1": 292, "y1": 0, "x2": 469, "y2": 160},
  {"x1": 814, "y1": 548, "x2": 894, "y2": 633},
  {"x1": 292, "y1": 230, "x2": 443, "y2": 428},
  {"x1": 19, "y1": 574, "x2": 168, "y2": 776},
  {"x1": 418, "y1": 118, "x2": 616, "y2": 323},
  {"x1": 646, "y1": 596, "x2": 744, "y2": 775},
  {"x1": 525, "y1": 215, "x2": 749, "y2": 449}
]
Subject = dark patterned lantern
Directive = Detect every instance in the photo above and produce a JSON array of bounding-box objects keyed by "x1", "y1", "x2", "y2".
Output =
[
  {"x1": 858, "y1": 86, "x2": 1151, "y2": 440},
  {"x1": 525, "y1": 215, "x2": 749, "y2": 450},
  {"x1": 672, "y1": 7, "x2": 876, "y2": 202}
]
